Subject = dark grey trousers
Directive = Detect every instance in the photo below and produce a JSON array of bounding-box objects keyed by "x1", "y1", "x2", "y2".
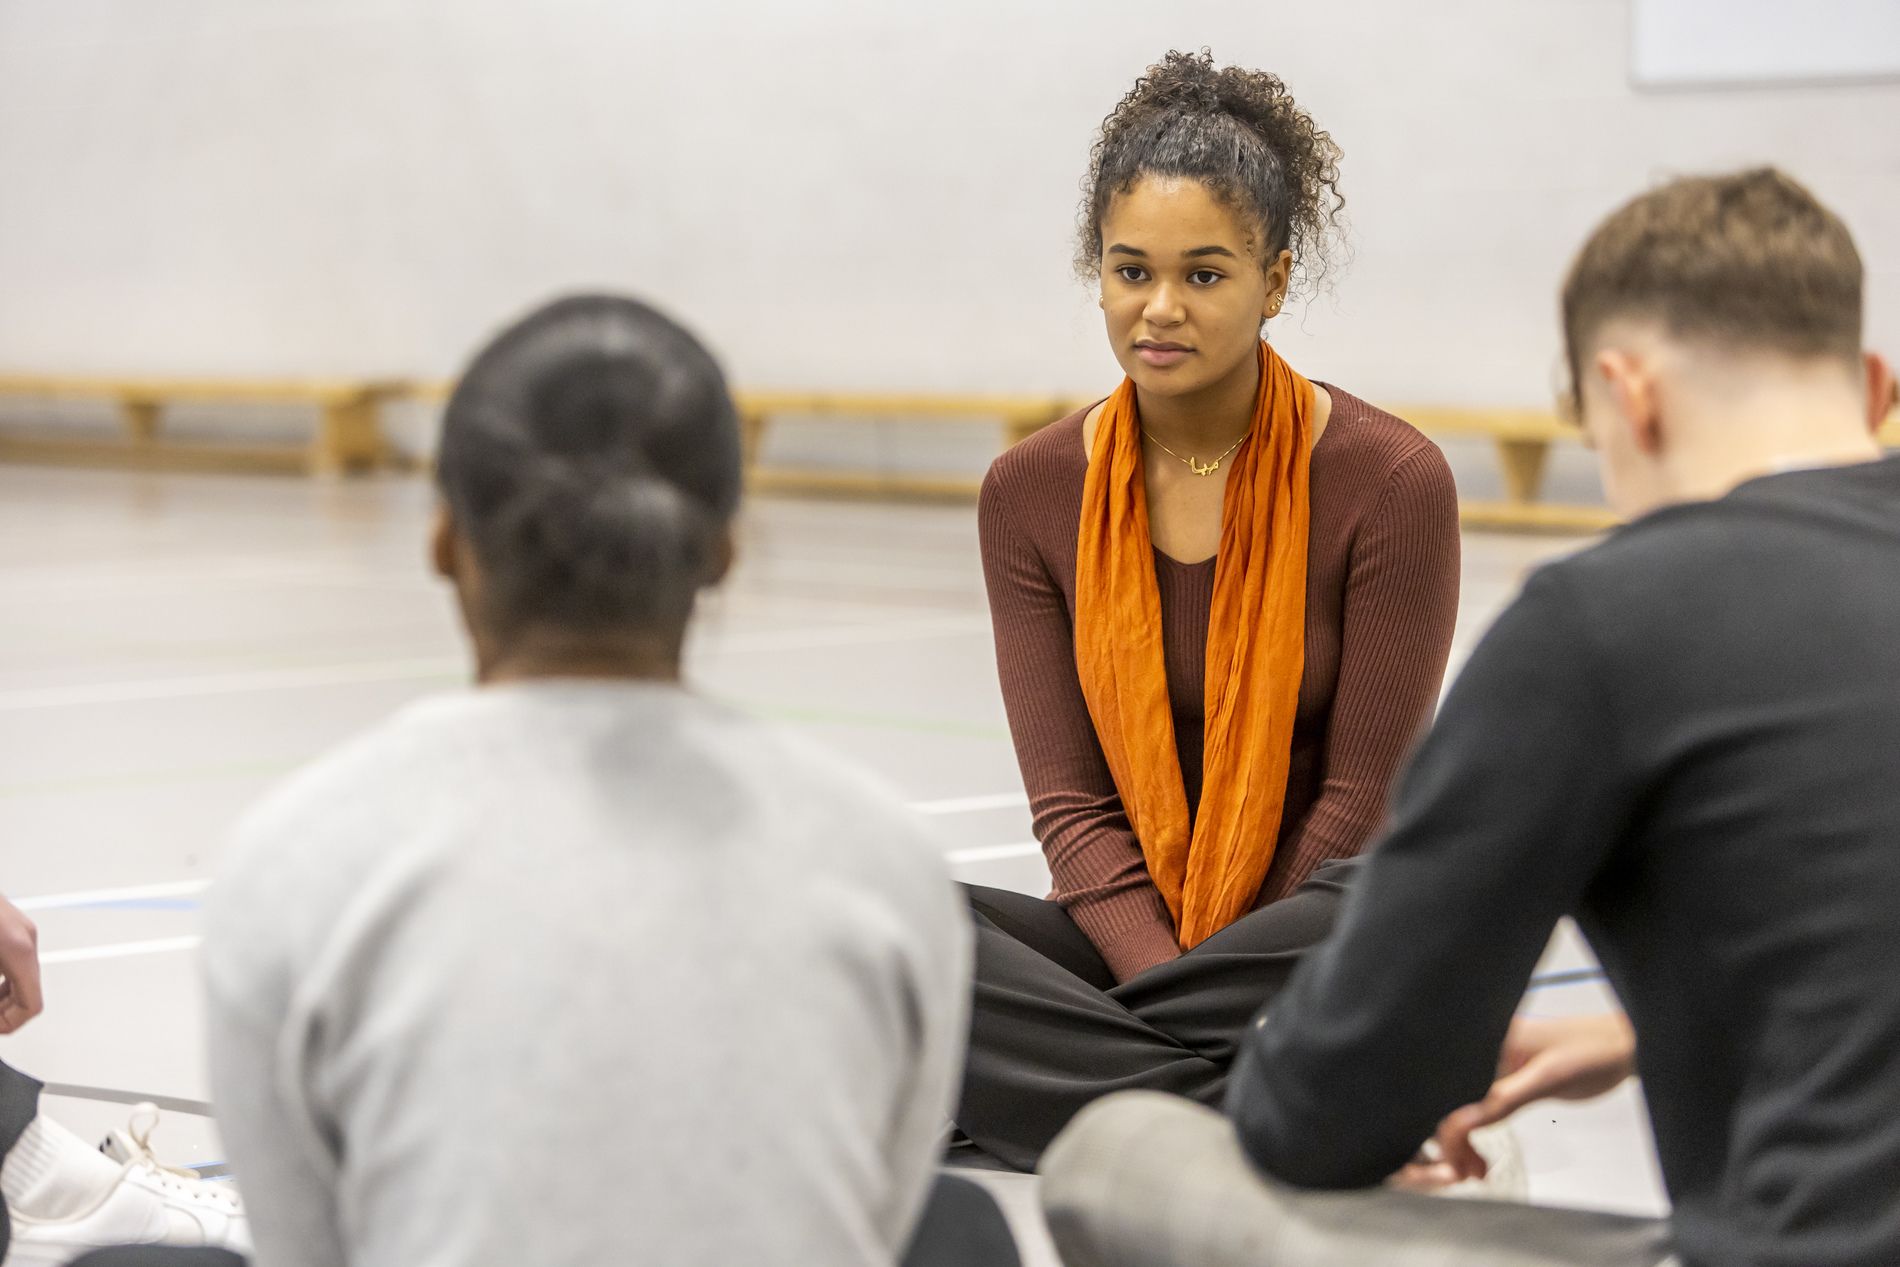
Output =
[
  {"x1": 1043, "y1": 1092, "x2": 1677, "y2": 1267},
  {"x1": 956, "y1": 859, "x2": 1358, "y2": 1171}
]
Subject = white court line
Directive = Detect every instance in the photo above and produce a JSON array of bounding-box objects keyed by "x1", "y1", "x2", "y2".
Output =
[
  {"x1": 14, "y1": 879, "x2": 212, "y2": 912},
  {"x1": 13, "y1": 793, "x2": 1023, "y2": 912},
  {"x1": 946, "y1": 842, "x2": 1041, "y2": 864},
  {"x1": 0, "y1": 657, "x2": 461, "y2": 713},
  {"x1": 41, "y1": 936, "x2": 202, "y2": 966},
  {"x1": 0, "y1": 554, "x2": 432, "y2": 596},
  {"x1": 21, "y1": 820, "x2": 1039, "y2": 965},
  {"x1": 691, "y1": 615, "x2": 991, "y2": 655},
  {"x1": 0, "y1": 618, "x2": 994, "y2": 712},
  {"x1": 13, "y1": 803, "x2": 1024, "y2": 912},
  {"x1": 731, "y1": 557, "x2": 978, "y2": 586},
  {"x1": 914, "y1": 791, "x2": 1028, "y2": 815},
  {"x1": 706, "y1": 604, "x2": 985, "y2": 633},
  {"x1": 21, "y1": 837, "x2": 1040, "y2": 931}
]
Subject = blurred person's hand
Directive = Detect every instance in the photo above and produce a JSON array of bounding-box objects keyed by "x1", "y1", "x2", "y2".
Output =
[
  {"x1": 1391, "y1": 1013, "x2": 1636, "y2": 1189},
  {"x1": 0, "y1": 892, "x2": 44, "y2": 1033}
]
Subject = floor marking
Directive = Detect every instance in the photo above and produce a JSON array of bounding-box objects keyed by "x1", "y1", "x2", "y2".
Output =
[
  {"x1": 726, "y1": 605, "x2": 989, "y2": 629},
  {"x1": 0, "y1": 557, "x2": 416, "y2": 596},
  {"x1": 2, "y1": 719, "x2": 1007, "y2": 804},
  {"x1": 738, "y1": 700, "x2": 1009, "y2": 740},
  {"x1": 41, "y1": 935, "x2": 201, "y2": 965},
  {"x1": 14, "y1": 876, "x2": 1607, "y2": 994},
  {"x1": 79, "y1": 898, "x2": 203, "y2": 912},
  {"x1": 692, "y1": 615, "x2": 991, "y2": 656},
  {"x1": 0, "y1": 620, "x2": 993, "y2": 713},
  {"x1": 0, "y1": 755, "x2": 296, "y2": 800},
  {"x1": 915, "y1": 792, "x2": 1028, "y2": 815},
  {"x1": 0, "y1": 658, "x2": 461, "y2": 712},
  {"x1": 16, "y1": 879, "x2": 212, "y2": 911},
  {"x1": 947, "y1": 842, "x2": 1041, "y2": 864},
  {"x1": 42, "y1": 1083, "x2": 214, "y2": 1117}
]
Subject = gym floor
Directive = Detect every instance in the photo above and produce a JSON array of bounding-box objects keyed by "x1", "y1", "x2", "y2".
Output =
[{"x1": 0, "y1": 463, "x2": 1665, "y2": 1264}]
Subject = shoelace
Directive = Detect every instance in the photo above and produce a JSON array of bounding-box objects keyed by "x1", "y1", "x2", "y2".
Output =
[{"x1": 119, "y1": 1103, "x2": 243, "y2": 1211}]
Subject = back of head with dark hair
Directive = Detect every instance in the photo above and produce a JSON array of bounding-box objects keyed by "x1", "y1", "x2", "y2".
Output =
[
  {"x1": 435, "y1": 294, "x2": 742, "y2": 643},
  {"x1": 1079, "y1": 49, "x2": 1345, "y2": 292},
  {"x1": 1562, "y1": 168, "x2": 1864, "y2": 395}
]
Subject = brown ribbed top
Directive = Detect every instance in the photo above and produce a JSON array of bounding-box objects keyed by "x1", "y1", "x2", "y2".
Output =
[{"x1": 978, "y1": 385, "x2": 1461, "y2": 982}]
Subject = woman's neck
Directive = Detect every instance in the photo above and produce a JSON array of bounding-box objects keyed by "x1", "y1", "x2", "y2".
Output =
[
  {"x1": 474, "y1": 628, "x2": 684, "y2": 686},
  {"x1": 1135, "y1": 351, "x2": 1261, "y2": 452}
]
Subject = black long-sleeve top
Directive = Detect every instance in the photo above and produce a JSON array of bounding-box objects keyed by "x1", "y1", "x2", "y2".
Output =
[{"x1": 1229, "y1": 457, "x2": 1900, "y2": 1267}]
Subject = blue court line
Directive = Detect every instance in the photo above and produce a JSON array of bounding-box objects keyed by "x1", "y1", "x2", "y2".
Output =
[
  {"x1": 52, "y1": 899, "x2": 1606, "y2": 996},
  {"x1": 1526, "y1": 967, "x2": 1608, "y2": 991}
]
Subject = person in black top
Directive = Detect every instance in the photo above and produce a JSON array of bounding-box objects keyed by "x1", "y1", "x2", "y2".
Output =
[{"x1": 1037, "y1": 167, "x2": 1900, "y2": 1267}]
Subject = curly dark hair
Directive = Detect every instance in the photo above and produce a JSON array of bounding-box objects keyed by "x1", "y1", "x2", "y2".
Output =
[{"x1": 1077, "y1": 50, "x2": 1346, "y2": 297}]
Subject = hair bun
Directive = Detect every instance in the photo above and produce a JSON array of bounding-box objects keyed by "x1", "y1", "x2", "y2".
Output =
[
  {"x1": 436, "y1": 293, "x2": 741, "y2": 640},
  {"x1": 494, "y1": 459, "x2": 717, "y2": 625}
]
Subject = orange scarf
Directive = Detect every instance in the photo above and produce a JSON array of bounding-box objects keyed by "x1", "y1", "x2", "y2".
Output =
[{"x1": 1074, "y1": 341, "x2": 1313, "y2": 950}]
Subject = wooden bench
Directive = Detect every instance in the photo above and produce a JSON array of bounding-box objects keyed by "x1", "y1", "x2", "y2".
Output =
[
  {"x1": 730, "y1": 393, "x2": 1612, "y2": 529},
  {"x1": 458, "y1": 386, "x2": 1900, "y2": 527},
  {"x1": 26, "y1": 372, "x2": 1871, "y2": 528},
  {"x1": 733, "y1": 391, "x2": 1069, "y2": 499},
  {"x1": 0, "y1": 375, "x2": 414, "y2": 475},
  {"x1": 1395, "y1": 407, "x2": 1615, "y2": 532},
  {"x1": 1047, "y1": 398, "x2": 1620, "y2": 532},
  {"x1": 1406, "y1": 406, "x2": 1900, "y2": 532}
]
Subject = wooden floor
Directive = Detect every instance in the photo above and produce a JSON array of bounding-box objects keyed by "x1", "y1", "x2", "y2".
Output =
[{"x1": 0, "y1": 463, "x2": 1667, "y2": 1262}]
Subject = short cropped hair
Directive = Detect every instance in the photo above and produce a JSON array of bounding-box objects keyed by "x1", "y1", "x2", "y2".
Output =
[{"x1": 1561, "y1": 168, "x2": 1863, "y2": 405}]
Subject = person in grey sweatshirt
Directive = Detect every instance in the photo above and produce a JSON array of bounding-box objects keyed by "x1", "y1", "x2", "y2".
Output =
[{"x1": 201, "y1": 295, "x2": 974, "y2": 1267}]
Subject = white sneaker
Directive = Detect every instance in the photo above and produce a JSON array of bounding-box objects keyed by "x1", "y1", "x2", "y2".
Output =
[{"x1": 2, "y1": 1105, "x2": 250, "y2": 1267}]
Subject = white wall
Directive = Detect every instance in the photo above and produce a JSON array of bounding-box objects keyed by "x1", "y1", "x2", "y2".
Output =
[{"x1": 0, "y1": 0, "x2": 1895, "y2": 408}]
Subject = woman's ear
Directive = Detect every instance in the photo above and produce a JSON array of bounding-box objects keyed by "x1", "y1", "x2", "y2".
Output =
[
  {"x1": 704, "y1": 525, "x2": 737, "y2": 589},
  {"x1": 429, "y1": 503, "x2": 459, "y2": 582},
  {"x1": 1263, "y1": 248, "x2": 1294, "y2": 320}
]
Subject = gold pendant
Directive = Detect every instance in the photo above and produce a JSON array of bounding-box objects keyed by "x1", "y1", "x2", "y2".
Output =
[{"x1": 1190, "y1": 457, "x2": 1221, "y2": 476}]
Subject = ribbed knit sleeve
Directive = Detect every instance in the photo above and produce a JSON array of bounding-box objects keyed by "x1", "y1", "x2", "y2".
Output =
[
  {"x1": 978, "y1": 461, "x2": 1184, "y2": 983},
  {"x1": 1258, "y1": 442, "x2": 1461, "y2": 901},
  {"x1": 975, "y1": 388, "x2": 1456, "y2": 970}
]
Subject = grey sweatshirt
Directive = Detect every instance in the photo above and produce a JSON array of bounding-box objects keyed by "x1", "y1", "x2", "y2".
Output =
[{"x1": 204, "y1": 682, "x2": 972, "y2": 1267}]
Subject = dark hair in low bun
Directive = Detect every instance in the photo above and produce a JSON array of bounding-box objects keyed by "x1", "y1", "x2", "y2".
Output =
[
  {"x1": 1078, "y1": 49, "x2": 1345, "y2": 295},
  {"x1": 436, "y1": 294, "x2": 742, "y2": 640}
]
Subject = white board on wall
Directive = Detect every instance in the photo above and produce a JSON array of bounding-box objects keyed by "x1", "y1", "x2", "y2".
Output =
[{"x1": 1633, "y1": 0, "x2": 1900, "y2": 88}]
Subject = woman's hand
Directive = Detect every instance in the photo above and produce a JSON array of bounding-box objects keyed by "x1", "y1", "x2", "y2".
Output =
[
  {"x1": 1391, "y1": 1013, "x2": 1636, "y2": 1189},
  {"x1": 0, "y1": 893, "x2": 44, "y2": 1034}
]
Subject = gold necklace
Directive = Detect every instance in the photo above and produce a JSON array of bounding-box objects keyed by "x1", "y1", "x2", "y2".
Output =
[{"x1": 1141, "y1": 428, "x2": 1248, "y2": 477}]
